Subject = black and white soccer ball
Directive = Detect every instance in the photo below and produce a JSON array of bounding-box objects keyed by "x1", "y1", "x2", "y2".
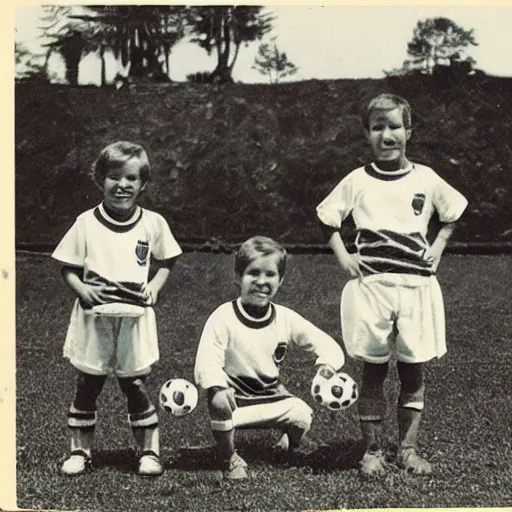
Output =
[
  {"x1": 159, "y1": 378, "x2": 198, "y2": 417},
  {"x1": 311, "y1": 366, "x2": 358, "y2": 411}
]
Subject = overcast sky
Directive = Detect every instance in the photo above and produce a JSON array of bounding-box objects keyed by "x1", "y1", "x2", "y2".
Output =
[{"x1": 13, "y1": 4, "x2": 512, "y2": 83}]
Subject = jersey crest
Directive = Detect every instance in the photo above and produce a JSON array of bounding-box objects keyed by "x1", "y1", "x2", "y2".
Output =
[
  {"x1": 136, "y1": 240, "x2": 150, "y2": 266},
  {"x1": 273, "y1": 342, "x2": 288, "y2": 365},
  {"x1": 412, "y1": 193, "x2": 426, "y2": 215}
]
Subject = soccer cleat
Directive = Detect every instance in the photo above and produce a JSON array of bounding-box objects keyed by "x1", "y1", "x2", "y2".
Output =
[
  {"x1": 359, "y1": 449, "x2": 388, "y2": 478},
  {"x1": 273, "y1": 432, "x2": 290, "y2": 452},
  {"x1": 222, "y1": 452, "x2": 249, "y2": 481},
  {"x1": 397, "y1": 447, "x2": 432, "y2": 475},
  {"x1": 138, "y1": 450, "x2": 164, "y2": 476},
  {"x1": 60, "y1": 449, "x2": 92, "y2": 476}
]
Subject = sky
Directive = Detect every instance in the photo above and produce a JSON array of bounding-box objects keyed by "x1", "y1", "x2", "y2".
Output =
[{"x1": 13, "y1": 4, "x2": 512, "y2": 84}]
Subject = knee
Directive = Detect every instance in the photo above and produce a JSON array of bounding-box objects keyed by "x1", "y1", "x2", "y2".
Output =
[
  {"x1": 287, "y1": 398, "x2": 313, "y2": 431},
  {"x1": 118, "y1": 376, "x2": 152, "y2": 413},
  {"x1": 207, "y1": 388, "x2": 235, "y2": 420},
  {"x1": 73, "y1": 372, "x2": 106, "y2": 411}
]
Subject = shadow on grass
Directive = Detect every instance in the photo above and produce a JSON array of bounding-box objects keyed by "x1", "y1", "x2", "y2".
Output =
[
  {"x1": 169, "y1": 438, "x2": 363, "y2": 474},
  {"x1": 306, "y1": 439, "x2": 364, "y2": 473},
  {"x1": 92, "y1": 448, "x2": 138, "y2": 472}
]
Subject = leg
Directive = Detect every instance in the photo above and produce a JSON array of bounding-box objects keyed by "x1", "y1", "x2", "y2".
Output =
[
  {"x1": 207, "y1": 387, "x2": 248, "y2": 481},
  {"x1": 358, "y1": 362, "x2": 389, "y2": 477},
  {"x1": 117, "y1": 375, "x2": 162, "y2": 476},
  {"x1": 61, "y1": 371, "x2": 106, "y2": 475},
  {"x1": 396, "y1": 362, "x2": 432, "y2": 474}
]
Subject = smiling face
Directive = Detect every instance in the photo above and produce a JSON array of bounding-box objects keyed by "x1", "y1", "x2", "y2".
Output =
[
  {"x1": 238, "y1": 253, "x2": 283, "y2": 309},
  {"x1": 103, "y1": 157, "x2": 147, "y2": 219},
  {"x1": 366, "y1": 107, "x2": 411, "y2": 167}
]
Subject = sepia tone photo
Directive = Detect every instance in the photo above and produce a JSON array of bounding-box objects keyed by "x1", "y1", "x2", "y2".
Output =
[{"x1": 7, "y1": 2, "x2": 512, "y2": 511}]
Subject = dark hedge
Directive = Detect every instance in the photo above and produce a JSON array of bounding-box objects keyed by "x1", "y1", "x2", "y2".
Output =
[{"x1": 15, "y1": 75, "x2": 512, "y2": 249}]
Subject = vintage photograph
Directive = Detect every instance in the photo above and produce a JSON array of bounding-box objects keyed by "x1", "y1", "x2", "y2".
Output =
[{"x1": 11, "y1": 2, "x2": 512, "y2": 511}]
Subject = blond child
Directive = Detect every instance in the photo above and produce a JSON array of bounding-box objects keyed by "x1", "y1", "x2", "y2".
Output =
[{"x1": 52, "y1": 141, "x2": 182, "y2": 476}]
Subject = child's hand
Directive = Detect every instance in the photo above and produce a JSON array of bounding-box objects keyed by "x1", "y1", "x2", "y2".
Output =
[
  {"x1": 423, "y1": 246, "x2": 443, "y2": 273},
  {"x1": 143, "y1": 284, "x2": 158, "y2": 306},
  {"x1": 78, "y1": 284, "x2": 118, "y2": 308},
  {"x1": 340, "y1": 253, "x2": 363, "y2": 279}
]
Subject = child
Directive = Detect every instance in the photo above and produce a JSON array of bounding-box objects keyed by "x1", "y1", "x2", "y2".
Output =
[
  {"x1": 52, "y1": 141, "x2": 182, "y2": 477},
  {"x1": 194, "y1": 236, "x2": 346, "y2": 481},
  {"x1": 316, "y1": 93, "x2": 467, "y2": 477}
]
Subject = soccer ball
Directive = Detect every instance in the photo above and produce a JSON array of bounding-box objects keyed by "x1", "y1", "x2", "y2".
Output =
[
  {"x1": 311, "y1": 366, "x2": 358, "y2": 411},
  {"x1": 159, "y1": 378, "x2": 198, "y2": 417}
]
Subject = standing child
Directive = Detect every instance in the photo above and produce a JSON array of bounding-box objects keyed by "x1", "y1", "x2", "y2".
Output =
[
  {"x1": 316, "y1": 93, "x2": 467, "y2": 477},
  {"x1": 52, "y1": 141, "x2": 182, "y2": 477},
  {"x1": 194, "y1": 236, "x2": 346, "y2": 481}
]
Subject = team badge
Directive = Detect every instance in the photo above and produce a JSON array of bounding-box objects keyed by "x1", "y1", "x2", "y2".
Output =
[
  {"x1": 412, "y1": 193, "x2": 426, "y2": 215},
  {"x1": 135, "y1": 240, "x2": 149, "y2": 266},
  {"x1": 273, "y1": 342, "x2": 288, "y2": 365}
]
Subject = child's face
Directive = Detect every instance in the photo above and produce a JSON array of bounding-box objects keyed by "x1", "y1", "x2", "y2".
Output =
[
  {"x1": 366, "y1": 107, "x2": 411, "y2": 165},
  {"x1": 103, "y1": 158, "x2": 146, "y2": 216},
  {"x1": 239, "y1": 253, "x2": 283, "y2": 309}
]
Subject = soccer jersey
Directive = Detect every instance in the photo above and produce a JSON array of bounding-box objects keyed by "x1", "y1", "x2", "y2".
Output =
[
  {"x1": 316, "y1": 162, "x2": 468, "y2": 277},
  {"x1": 52, "y1": 203, "x2": 182, "y2": 299},
  {"x1": 194, "y1": 298, "x2": 345, "y2": 405}
]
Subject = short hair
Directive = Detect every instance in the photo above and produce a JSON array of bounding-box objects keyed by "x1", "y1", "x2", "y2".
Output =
[
  {"x1": 234, "y1": 236, "x2": 287, "y2": 279},
  {"x1": 91, "y1": 141, "x2": 151, "y2": 188},
  {"x1": 362, "y1": 93, "x2": 412, "y2": 130}
]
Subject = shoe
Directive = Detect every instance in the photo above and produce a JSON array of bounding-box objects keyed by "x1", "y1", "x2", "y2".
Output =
[
  {"x1": 359, "y1": 449, "x2": 387, "y2": 478},
  {"x1": 138, "y1": 450, "x2": 164, "y2": 476},
  {"x1": 273, "y1": 432, "x2": 290, "y2": 452},
  {"x1": 222, "y1": 452, "x2": 249, "y2": 481},
  {"x1": 60, "y1": 449, "x2": 92, "y2": 476},
  {"x1": 397, "y1": 447, "x2": 432, "y2": 475}
]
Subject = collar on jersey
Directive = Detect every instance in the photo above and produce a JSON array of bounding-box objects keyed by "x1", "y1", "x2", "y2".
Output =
[
  {"x1": 364, "y1": 161, "x2": 414, "y2": 181},
  {"x1": 232, "y1": 298, "x2": 276, "y2": 329},
  {"x1": 94, "y1": 203, "x2": 144, "y2": 233}
]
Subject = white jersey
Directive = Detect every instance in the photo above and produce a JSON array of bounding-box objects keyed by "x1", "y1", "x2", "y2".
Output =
[
  {"x1": 52, "y1": 203, "x2": 182, "y2": 297},
  {"x1": 316, "y1": 162, "x2": 468, "y2": 277},
  {"x1": 194, "y1": 298, "x2": 345, "y2": 405}
]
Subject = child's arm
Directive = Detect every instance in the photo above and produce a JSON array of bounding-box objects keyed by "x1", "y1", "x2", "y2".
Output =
[
  {"x1": 328, "y1": 231, "x2": 362, "y2": 279},
  {"x1": 194, "y1": 313, "x2": 230, "y2": 390},
  {"x1": 145, "y1": 256, "x2": 179, "y2": 305},
  {"x1": 424, "y1": 222, "x2": 457, "y2": 273},
  {"x1": 290, "y1": 309, "x2": 345, "y2": 372},
  {"x1": 61, "y1": 266, "x2": 116, "y2": 308}
]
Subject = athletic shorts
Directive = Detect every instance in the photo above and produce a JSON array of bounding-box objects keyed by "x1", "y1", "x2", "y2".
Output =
[
  {"x1": 340, "y1": 274, "x2": 446, "y2": 364},
  {"x1": 63, "y1": 299, "x2": 159, "y2": 377},
  {"x1": 233, "y1": 396, "x2": 312, "y2": 432}
]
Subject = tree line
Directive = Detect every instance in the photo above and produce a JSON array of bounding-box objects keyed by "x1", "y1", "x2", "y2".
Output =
[{"x1": 15, "y1": 8, "x2": 479, "y2": 86}]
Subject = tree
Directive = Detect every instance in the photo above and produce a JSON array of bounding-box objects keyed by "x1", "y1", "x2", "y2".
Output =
[
  {"x1": 76, "y1": 6, "x2": 187, "y2": 81},
  {"x1": 387, "y1": 17, "x2": 477, "y2": 76},
  {"x1": 38, "y1": 5, "x2": 187, "y2": 85},
  {"x1": 187, "y1": 6, "x2": 274, "y2": 83},
  {"x1": 252, "y1": 38, "x2": 298, "y2": 83},
  {"x1": 15, "y1": 42, "x2": 50, "y2": 82}
]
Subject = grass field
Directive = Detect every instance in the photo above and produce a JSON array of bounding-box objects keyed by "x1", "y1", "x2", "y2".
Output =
[{"x1": 15, "y1": 251, "x2": 512, "y2": 511}]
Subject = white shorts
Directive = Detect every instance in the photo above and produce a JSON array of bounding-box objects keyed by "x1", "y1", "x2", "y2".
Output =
[
  {"x1": 63, "y1": 299, "x2": 159, "y2": 377},
  {"x1": 233, "y1": 396, "x2": 312, "y2": 432},
  {"x1": 340, "y1": 274, "x2": 446, "y2": 364}
]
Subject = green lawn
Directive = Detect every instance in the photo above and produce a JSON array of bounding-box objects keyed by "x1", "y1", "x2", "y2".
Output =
[{"x1": 15, "y1": 252, "x2": 512, "y2": 511}]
